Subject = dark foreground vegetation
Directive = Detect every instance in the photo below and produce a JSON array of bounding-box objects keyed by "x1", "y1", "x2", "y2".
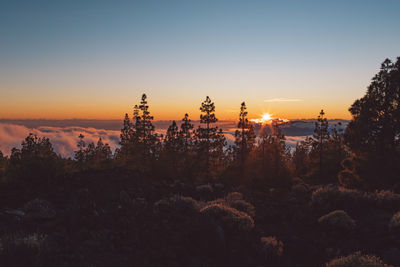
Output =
[{"x1": 1, "y1": 58, "x2": 400, "y2": 266}]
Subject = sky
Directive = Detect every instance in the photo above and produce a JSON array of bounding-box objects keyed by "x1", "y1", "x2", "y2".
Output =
[{"x1": 1, "y1": 0, "x2": 399, "y2": 121}]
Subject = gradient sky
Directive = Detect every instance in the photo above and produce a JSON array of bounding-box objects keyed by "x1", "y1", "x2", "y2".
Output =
[{"x1": 1, "y1": 0, "x2": 399, "y2": 120}]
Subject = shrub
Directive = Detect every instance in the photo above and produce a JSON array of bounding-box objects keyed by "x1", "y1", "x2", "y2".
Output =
[
  {"x1": 23, "y1": 199, "x2": 56, "y2": 221},
  {"x1": 338, "y1": 169, "x2": 361, "y2": 189},
  {"x1": 325, "y1": 251, "x2": 391, "y2": 267},
  {"x1": 260, "y1": 236, "x2": 283, "y2": 260},
  {"x1": 226, "y1": 192, "x2": 243, "y2": 202},
  {"x1": 291, "y1": 183, "x2": 310, "y2": 196},
  {"x1": 153, "y1": 195, "x2": 199, "y2": 219},
  {"x1": 200, "y1": 203, "x2": 254, "y2": 232},
  {"x1": 318, "y1": 210, "x2": 356, "y2": 231},
  {"x1": 388, "y1": 211, "x2": 400, "y2": 232},
  {"x1": 0, "y1": 233, "x2": 47, "y2": 266},
  {"x1": 207, "y1": 192, "x2": 255, "y2": 217},
  {"x1": 291, "y1": 177, "x2": 304, "y2": 185},
  {"x1": 229, "y1": 199, "x2": 256, "y2": 217},
  {"x1": 119, "y1": 190, "x2": 133, "y2": 206},
  {"x1": 195, "y1": 184, "x2": 214, "y2": 195},
  {"x1": 312, "y1": 186, "x2": 400, "y2": 213}
]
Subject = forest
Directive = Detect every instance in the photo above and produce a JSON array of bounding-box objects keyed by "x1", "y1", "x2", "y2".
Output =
[{"x1": 0, "y1": 57, "x2": 400, "y2": 267}]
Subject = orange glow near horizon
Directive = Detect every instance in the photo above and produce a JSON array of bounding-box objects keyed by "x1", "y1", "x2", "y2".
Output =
[
  {"x1": 0, "y1": 94, "x2": 354, "y2": 121},
  {"x1": 250, "y1": 113, "x2": 290, "y2": 124}
]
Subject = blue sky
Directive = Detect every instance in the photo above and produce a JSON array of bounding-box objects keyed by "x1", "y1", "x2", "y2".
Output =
[{"x1": 1, "y1": 0, "x2": 399, "y2": 120}]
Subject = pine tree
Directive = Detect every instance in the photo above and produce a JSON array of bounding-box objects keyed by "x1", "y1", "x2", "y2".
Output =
[
  {"x1": 254, "y1": 121, "x2": 290, "y2": 187},
  {"x1": 234, "y1": 102, "x2": 256, "y2": 169},
  {"x1": 74, "y1": 134, "x2": 86, "y2": 170},
  {"x1": 293, "y1": 141, "x2": 310, "y2": 177},
  {"x1": 195, "y1": 96, "x2": 226, "y2": 179},
  {"x1": 120, "y1": 113, "x2": 132, "y2": 147},
  {"x1": 163, "y1": 120, "x2": 182, "y2": 175},
  {"x1": 8, "y1": 133, "x2": 60, "y2": 182},
  {"x1": 0, "y1": 150, "x2": 6, "y2": 177},
  {"x1": 165, "y1": 121, "x2": 181, "y2": 153},
  {"x1": 133, "y1": 94, "x2": 160, "y2": 172},
  {"x1": 180, "y1": 113, "x2": 194, "y2": 152},
  {"x1": 94, "y1": 137, "x2": 112, "y2": 166},
  {"x1": 310, "y1": 109, "x2": 330, "y2": 180},
  {"x1": 345, "y1": 57, "x2": 400, "y2": 187}
]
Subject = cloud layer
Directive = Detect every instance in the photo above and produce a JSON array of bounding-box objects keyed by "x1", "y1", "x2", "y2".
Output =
[
  {"x1": 0, "y1": 123, "x2": 121, "y2": 158},
  {"x1": 0, "y1": 122, "x2": 313, "y2": 158}
]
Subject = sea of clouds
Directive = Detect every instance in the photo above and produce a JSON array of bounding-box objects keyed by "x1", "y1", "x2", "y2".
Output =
[
  {"x1": 0, "y1": 120, "x2": 347, "y2": 158},
  {"x1": 0, "y1": 123, "x2": 121, "y2": 158}
]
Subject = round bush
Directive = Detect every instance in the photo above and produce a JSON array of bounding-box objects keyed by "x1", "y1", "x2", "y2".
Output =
[
  {"x1": 325, "y1": 251, "x2": 391, "y2": 267},
  {"x1": 0, "y1": 233, "x2": 47, "y2": 266},
  {"x1": 154, "y1": 195, "x2": 199, "y2": 219},
  {"x1": 291, "y1": 177, "x2": 304, "y2": 185},
  {"x1": 260, "y1": 236, "x2": 283, "y2": 260},
  {"x1": 23, "y1": 199, "x2": 56, "y2": 221},
  {"x1": 195, "y1": 184, "x2": 214, "y2": 195},
  {"x1": 388, "y1": 211, "x2": 400, "y2": 232},
  {"x1": 292, "y1": 183, "x2": 310, "y2": 196},
  {"x1": 338, "y1": 170, "x2": 361, "y2": 189},
  {"x1": 318, "y1": 210, "x2": 356, "y2": 231},
  {"x1": 226, "y1": 192, "x2": 243, "y2": 202},
  {"x1": 200, "y1": 203, "x2": 254, "y2": 232},
  {"x1": 228, "y1": 199, "x2": 256, "y2": 217}
]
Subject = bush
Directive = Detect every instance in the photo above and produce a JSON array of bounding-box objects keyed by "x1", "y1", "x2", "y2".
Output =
[
  {"x1": 153, "y1": 195, "x2": 199, "y2": 219},
  {"x1": 338, "y1": 169, "x2": 361, "y2": 189},
  {"x1": 0, "y1": 233, "x2": 47, "y2": 266},
  {"x1": 226, "y1": 192, "x2": 243, "y2": 202},
  {"x1": 291, "y1": 183, "x2": 310, "y2": 196},
  {"x1": 229, "y1": 199, "x2": 256, "y2": 217},
  {"x1": 207, "y1": 192, "x2": 255, "y2": 217},
  {"x1": 23, "y1": 199, "x2": 56, "y2": 221},
  {"x1": 291, "y1": 177, "x2": 304, "y2": 185},
  {"x1": 194, "y1": 184, "x2": 214, "y2": 200},
  {"x1": 200, "y1": 203, "x2": 254, "y2": 232},
  {"x1": 388, "y1": 211, "x2": 400, "y2": 232},
  {"x1": 318, "y1": 210, "x2": 356, "y2": 231},
  {"x1": 260, "y1": 236, "x2": 283, "y2": 260},
  {"x1": 312, "y1": 185, "x2": 400, "y2": 213},
  {"x1": 325, "y1": 251, "x2": 391, "y2": 267}
]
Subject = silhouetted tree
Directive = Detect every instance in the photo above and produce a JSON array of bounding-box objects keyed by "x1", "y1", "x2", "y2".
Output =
[
  {"x1": 74, "y1": 134, "x2": 86, "y2": 170},
  {"x1": 345, "y1": 57, "x2": 400, "y2": 187},
  {"x1": 252, "y1": 121, "x2": 290, "y2": 188},
  {"x1": 8, "y1": 133, "x2": 61, "y2": 184},
  {"x1": 233, "y1": 102, "x2": 256, "y2": 172},
  {"x1": 0, "y1": 150, "x2": 6, "y2": 178},
  {"x1": 306, "y1": 110, "x2": 330, "y2": 182},
  {"x1": 75, "y1": 136, "x2": 112, "y2": 170},
  {"x1": 180, "y1": 113, "x2": 194, "y2": 152},
  {"x1": 117, "y1": 94, "x2": 160, "y2": 172},
  {"x1": 120, "y1": 113, "x2": 132, "y2": 147},
  {"x1": 194, "y1": 96, "x2": 226, "y2": 179},
  {"x1": 306, "y1": 111, "x2": 347, "y2": 184},
  {"x1": 292, "y1": 141, "x2": 310, "y2": 177},
  {"x1": 163, "y1": 121, "x2": 182, "y2": 176},
  {"x1": 136, "y1": 94, "x2": 160, "y2": 161},
  {"x1": 178, "y1": 113, "x2": 195, "y2": 179}
]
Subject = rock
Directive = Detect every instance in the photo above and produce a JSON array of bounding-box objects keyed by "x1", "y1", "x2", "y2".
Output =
[{"x1": 4, "y1": 208, "x2": 25, "y2": 217}]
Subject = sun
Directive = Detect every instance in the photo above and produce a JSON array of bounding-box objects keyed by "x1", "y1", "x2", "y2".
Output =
[
  {"x1": 250, "y1": 113, "x2": 275, "y2": 124},
  {"x1": 262, "y1": 113, "x2": 272, "y2": 122}
]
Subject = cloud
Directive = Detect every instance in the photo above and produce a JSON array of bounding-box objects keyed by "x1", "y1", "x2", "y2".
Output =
[
  {"x1": 285, "y1": 136, "x2": 308, "y2": 149},
  {"x1": 0, "y1": 123, "x2": 121, "y2": 158},
  {"x1": 0, "y1": 121, "x2": 327, "y2": 158},
  {"x1": 264, "y1": 98, "x2": 303, "y2": 102}
]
